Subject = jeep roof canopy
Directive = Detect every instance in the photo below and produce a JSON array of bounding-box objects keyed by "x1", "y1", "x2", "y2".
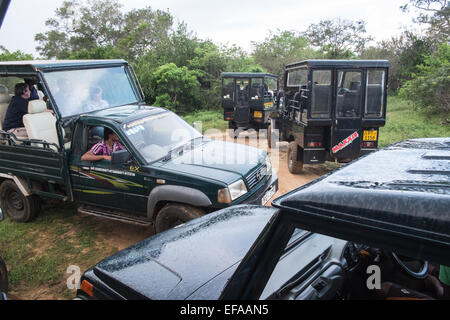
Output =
[
  {"x1": 285, "y1": 59, "x2": 390, "y2": 70},
  {"x1": 273, "y1": 137, "x2": 450, "y2": 266},
  {"x1": 0, "y1": 59, "x2": 144, "y2": 119}
]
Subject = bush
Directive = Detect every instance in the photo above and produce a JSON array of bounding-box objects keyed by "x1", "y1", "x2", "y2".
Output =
[
  {"x1": 399, "y1": 43, "x2": 450, "y2": 114},
  {"x1": 149, "y1": 63, "x2": 202, "y2": 114}
]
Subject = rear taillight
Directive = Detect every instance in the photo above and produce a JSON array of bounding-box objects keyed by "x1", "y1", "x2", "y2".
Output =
[
  {"x1": 361, "y1": 141, "x2": 376, "y2": 148},
  {"x1": 307, "y1": 142, "x2": 323, "y2": 148}
]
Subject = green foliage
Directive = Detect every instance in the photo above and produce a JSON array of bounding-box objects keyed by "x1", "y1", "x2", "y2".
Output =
[
  {"x1": 399, "y1": 42, "x2": 450, "y2": 113},
  {"x1": 401, "y1": 0, "x2": 449, "y2": 41},
  {"x1": 305, "y1": 19, "x2": 373, "y2": 59},
  {"x1": 149, "y1": 63, "x2": 202, "y2": 114},
  {"x1": 252, "y1": 30, "x2": 317, "y2": 76},
  {"x1": 35, "y1": 0, "x2": 173, "y2": 61},
  {"x1": 0, "y1": 46, "x2": 33, "y2": 61}
]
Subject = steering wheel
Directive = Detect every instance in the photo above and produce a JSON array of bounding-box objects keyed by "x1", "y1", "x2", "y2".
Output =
[{"x1": 391, "y1": 252, "x2": 429, "y2": 279}]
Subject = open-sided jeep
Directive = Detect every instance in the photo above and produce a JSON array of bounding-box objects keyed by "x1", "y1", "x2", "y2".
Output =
[
  {"x1": 76, "y1": 137, "x2": 450, "y2": 300},
  {"x1": 0, "y1": 60, "x2": 278, "y2": 233},
  {"x1": 222, "y1": 72, "x2": 279, "y2": 137},
  {"x1": 272, "y1": 60, "x2": 389, "y2": 173}
]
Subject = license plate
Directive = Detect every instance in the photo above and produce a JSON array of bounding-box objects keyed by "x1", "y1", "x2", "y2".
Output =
[
  {"x1": 363, "y1": 130, "x2": 378, "y2": 141},
  {"x1": 254, "y1": 111, "x2": 263, "y2": 118},
  {"x1": 261, "y1": 184, "x2": 276, "y2": 205}
]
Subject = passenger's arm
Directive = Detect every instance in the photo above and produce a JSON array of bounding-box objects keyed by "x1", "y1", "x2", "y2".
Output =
[{"x1": 81, "y1": 150, "x2": 111, "y2": 162}]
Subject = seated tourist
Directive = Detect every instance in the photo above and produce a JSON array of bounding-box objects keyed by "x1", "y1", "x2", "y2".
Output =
[{"x1": 81, "y1": 128, "x2": 124, "y2": 162}]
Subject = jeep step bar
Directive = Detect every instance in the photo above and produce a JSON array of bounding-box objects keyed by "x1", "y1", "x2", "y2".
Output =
[{"x1": 77, "y1": 205, "x2": 152, "y2": 227}]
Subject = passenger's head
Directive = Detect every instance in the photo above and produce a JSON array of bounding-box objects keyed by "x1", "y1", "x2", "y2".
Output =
[
  {"x1": 104, "y1": 128, "x2": 119, "y2": 142},
  {"x1": 15, "y1": 83, "x2": 30, "y2": 99},
  {"x1": 89, "y1": 87, "x2": 103, "y2": 100},
  {"x1": 24, "y1": 78, "x2": 37, "y2": 87}
]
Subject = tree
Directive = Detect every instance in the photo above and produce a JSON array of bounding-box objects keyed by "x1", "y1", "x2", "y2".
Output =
[
  {"x1": 305, "y1": 18, "x2": 373, "y2": 58},
  {"x1": 35, "y1": 0, "x2": 173, "y2": 60},
  {"x1": 149, "y1": 63, "x2": 202, "y2": 114},
  {"x1": 361, "y1": 31, "x2": 433, "y2": 91},
  {"x1": 0, "y1": 46, "x2": 33, "y2": 61},
  {"x1": 252, "y1": 30, "x2": 317, "y2": 77},
  {"x1": 400, "y1": 42, "x2": 450, "y2": 114},
  {"x1": 401, "y1": 0, "x2": 449, "y2": 41}
]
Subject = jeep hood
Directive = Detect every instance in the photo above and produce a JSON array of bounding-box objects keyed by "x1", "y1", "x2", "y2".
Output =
[
  {"x1": 273, "y1": 138, "x2": 450, "y2": 266},
  {"x1": 157, "y1": 139, "x2": 267, "y2": 184},
  {"x1": 92, "y1": 205, "x2": 278, "y2": 300}
]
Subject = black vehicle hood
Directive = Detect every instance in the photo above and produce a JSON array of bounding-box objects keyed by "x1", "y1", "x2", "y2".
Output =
[
  {"x1": 92, "y1": 205, "x2": 278, "y2": 300},
  {"x1": 273, "y1": 138, "x2": 450, "y2": 266}
]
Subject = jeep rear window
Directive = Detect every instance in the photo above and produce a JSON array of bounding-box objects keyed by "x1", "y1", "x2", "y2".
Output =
[
  {"x1": 43, "y1": 66, "x2": 139, "y2": 118},
  {"x1": 287, "y1": 68, "x2": 308, "y2": 87}
]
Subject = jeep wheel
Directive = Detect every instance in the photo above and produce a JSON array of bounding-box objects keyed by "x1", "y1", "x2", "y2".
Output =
[
  {"x1": 155, "y1": 204, "x2": 204, "y2": 233},
  {"x1": 0, "y1": 256, "x2": 7, "y2": 294},
  {"x1": 0, "y1": 180, "x2": 39, "y2": 222},
  {"x1": 287, "y1": 142, "x2": 303, "y2": 174}
]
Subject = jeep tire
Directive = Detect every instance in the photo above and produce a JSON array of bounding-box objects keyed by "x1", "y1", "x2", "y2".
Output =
[
  {"x1": 0, "y1": 180, "x2": 40, "y2": 222},
  {"x1": 287, "y1": 142, "x2": 303, "y2": 174},
  {"x1": 155, "y1": 203, "x2": 204, "y2": 233}
]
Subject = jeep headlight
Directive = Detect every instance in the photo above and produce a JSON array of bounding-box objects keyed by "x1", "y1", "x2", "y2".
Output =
[{"x1": 218, "y1": 179, "x2": 248, "y2": 204}]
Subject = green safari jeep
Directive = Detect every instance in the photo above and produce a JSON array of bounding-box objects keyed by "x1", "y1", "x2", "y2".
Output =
[{"x1": 0, "y1": 60, "x2": 278, "y2": 233}]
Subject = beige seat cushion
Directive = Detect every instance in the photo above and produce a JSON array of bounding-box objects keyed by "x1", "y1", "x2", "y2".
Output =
[
  {"x1": 23, "y1": 100, "x2": 60, "y2": 150},
  {"x1": 0, "y1": 85, "x2": 11, "y2": 131}
]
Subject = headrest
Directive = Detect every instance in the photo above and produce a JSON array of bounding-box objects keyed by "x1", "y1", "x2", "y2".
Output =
[
  {"x1": 0, "y1": 85, "x2": 9, "y2": 103},
  {"x1": 0, "y1": 93, "x2": 10, "y2": 104},
  {"x1": 28, "y1": 100, "x2": 48, "y2": 114},
  {"x1": 0, "y1": 85, "x2": 8, "y2": 95}
]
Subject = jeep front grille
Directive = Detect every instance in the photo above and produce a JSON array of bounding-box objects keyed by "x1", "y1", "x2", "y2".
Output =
[{"x1": 246, "y1": 164, "x2": 268, "y2": 190}]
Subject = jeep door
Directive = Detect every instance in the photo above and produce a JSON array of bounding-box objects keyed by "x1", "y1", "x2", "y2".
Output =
[
  {"x1": 331, "y1": 69, "x2": 363, "y2": 161},
  {"x1": 70, "y1": 124, "x2": 148, "y2": 216}
]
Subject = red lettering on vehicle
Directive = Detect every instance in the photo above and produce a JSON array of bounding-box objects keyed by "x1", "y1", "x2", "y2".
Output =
[{"x1": 332, "y1": 131, "x2": 359, "y2": 154}]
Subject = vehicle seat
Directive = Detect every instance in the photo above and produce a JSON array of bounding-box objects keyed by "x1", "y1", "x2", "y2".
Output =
[
  {"x1": 374, "y1": 282, "x2": 435, "y2": 300},
  {"x1": 0, "y1": 85, "x2": 11, "y2": 131},
  {"x1": 37, "y1": 90, "x2": 45, "y2": 100},
  {"x1": 23, "y1": 100, "x2": 60, "y2": 151}
]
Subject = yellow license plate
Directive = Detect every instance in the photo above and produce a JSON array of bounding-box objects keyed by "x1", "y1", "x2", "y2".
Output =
[
  {"x1": 363, "y1": 130, "x2": 378, "y2": 141},
  {"x1": 254, "y1": 111, "x2": 263, "y2": 118}
]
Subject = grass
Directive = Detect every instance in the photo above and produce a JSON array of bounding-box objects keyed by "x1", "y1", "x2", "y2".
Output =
[
  {"x1": 182, "y1": 109, "x2": 228, "y2": 133},
  {"x1": 379, "y1": 96, "x2": 450, "y2": 147},
  {"x1": 0, "y1": 203, "x2": 119, "y2": 299}
]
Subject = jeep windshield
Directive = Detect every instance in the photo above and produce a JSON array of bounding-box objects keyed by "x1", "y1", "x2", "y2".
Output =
[
  {"x1": 122, "y1": 111, "x2": 203, "y2": 163},
  {"x1": 43, "y1": 66, "x2": 140, "y2": 118}
]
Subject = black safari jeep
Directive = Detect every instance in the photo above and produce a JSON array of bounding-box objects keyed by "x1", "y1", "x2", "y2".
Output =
[
  {"x1": 76, "y1": 137, "x2": 450, "y2": 300},
  {"x1": 271, "y1": 60, "x2": 389, "y2": 173},
  {"x1": 222, "y1": 72, "x2": 279, "y2": 137},
  {"x1": 0, "y1": 60, "x2": 278, "y2": 232}
]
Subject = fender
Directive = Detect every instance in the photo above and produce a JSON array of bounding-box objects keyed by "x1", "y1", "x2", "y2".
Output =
[
  {"x1": 147, "y1": 185, "x2": 212, "y2": 220},
  {"x1": 0, "y1": 173, "x2": 31, "y2": 196}
]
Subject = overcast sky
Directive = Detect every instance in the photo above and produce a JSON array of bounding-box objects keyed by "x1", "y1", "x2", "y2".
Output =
[{"x1": 0, "y1": 0, "x2": 418, "y2": 57}]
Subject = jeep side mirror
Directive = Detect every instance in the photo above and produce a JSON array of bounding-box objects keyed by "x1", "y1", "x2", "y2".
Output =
[{"x1": 111, "y1": 149, "x2": 131, "y2": 165}]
